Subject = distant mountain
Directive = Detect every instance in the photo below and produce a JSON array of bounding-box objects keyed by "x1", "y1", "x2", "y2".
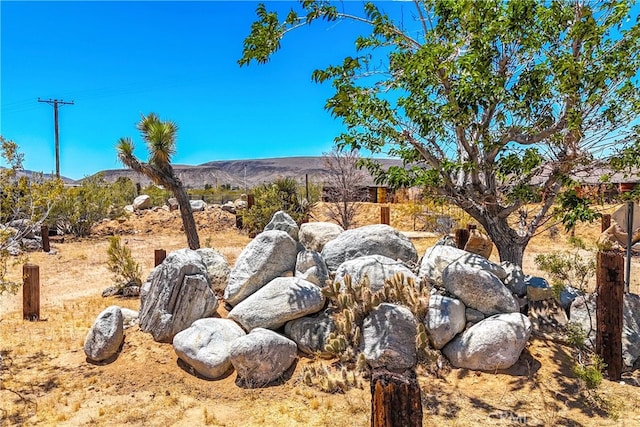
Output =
[{"x1": 94, "y1": 157, "x2": 404, "y2": 189}]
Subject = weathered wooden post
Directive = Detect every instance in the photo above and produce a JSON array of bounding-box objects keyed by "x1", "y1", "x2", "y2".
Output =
[
  {"x1": 466, "y1": 223, "x2": 477, "y2": 231},
  {"x1": 371, "y1": 368, "x2": 422, "y2": 427},
  {"x1": 154, "y1": 249, "x2": 167, "y2": 267},
  {"x1": 601, "y1": 214, "x2": 611, "y2": 232},
  {"x1": 40, "y1": 225, "x2": 50, "y2": 253},
  {"x1": 455, "y1": 228, "x2": 470, "y2": 249},
  {"x1": 596, "y1": 250, "x2": 624, "y2": 381},
  {"x1": 380, "y1": 206, "x2": 390, "y2": 225},
  {"x1": 23, "y1": 264, "x2": 40, "y2": 321},
  {"x1": 247, "y1": 194, "x2": 255, "y2": 209}
]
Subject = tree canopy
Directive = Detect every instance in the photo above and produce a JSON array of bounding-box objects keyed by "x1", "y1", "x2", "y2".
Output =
[{"x1": 240, "y1": 0, "x2": 640, "y2": 266}]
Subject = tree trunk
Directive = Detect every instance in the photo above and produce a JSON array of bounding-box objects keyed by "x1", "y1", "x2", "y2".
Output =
[
  {"x1": 481, "y1": 217, "x2": 529, "y2": 267},
  {"x1": 171, "y1": 184, "x2": 200, "y2": 250}
]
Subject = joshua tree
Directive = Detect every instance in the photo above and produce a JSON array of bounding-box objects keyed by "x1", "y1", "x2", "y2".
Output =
[{"x1": 117, "y1": 113, "x2": 200, "y2": 249}]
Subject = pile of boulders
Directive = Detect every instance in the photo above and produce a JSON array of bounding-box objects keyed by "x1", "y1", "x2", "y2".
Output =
[{"x1": 85, "y1": 210, "x2": 547, "y2": 384}]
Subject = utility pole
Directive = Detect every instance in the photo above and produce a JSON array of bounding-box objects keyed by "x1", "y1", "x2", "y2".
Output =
[{"x1": 38, "y1": 98, "x2": 74, "y2": 178}]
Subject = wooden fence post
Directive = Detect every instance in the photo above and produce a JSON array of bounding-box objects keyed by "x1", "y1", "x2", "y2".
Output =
[
  {"x1": 601, "y1": 214, "x2": 611, "y2": 232},
  {"x1": 23, "y1": 264, "x2": 40, "y2": 321},
  {"x1": 380, "y1": 206, "x2": 390, "y2": 225},
  {"x1": 154, "y1": 249, "x2": 167, "y2": 267},
  {"x1": 466, "y1": 224, "x2": 477, "y2": 231},
  {"x1": 247, "y1": 194, "x2": 255, "y2": 209},
  {"x1": 596, "y1": 250, "x2": 624, "y2": 381},
  {"x1": 371, "y1": 368, "x2": 422, "y2": 427},
  {"x1": 455, "y1": 228, "x2": 470, "y2": 249},
  {"x1": 40, "y1": 225, "x2": 50, "y2": 253}
]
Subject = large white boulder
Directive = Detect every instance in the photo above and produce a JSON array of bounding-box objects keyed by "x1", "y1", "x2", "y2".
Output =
[
  {"x1": 333, "y1": 254, "x2": 418, "y2": 293},
  {"x1": 196, "y1": 248, "x2": 230, "y2": 293},
  {"x1": 284, "y1": 310, "x2": 336, "y2": 357},
  {"x1": 362, "y1": 303, "x2": 417, "y2": 371},
  {"x1": 139, "y1": 249, "x2": 219, "y2": 343},
  {"x1": 419, "y1": 245, "x2": 506, "y2": 283},
  {"x1": 298, "y1": 222, "x2": 344, "y2": 252},
  {"x1": 229, "y1": 328, "x2": 298, "y2": 387},
  {"x1": 173, "y1": 318, "x2": 246, "y2": 379},
  {"x1": 443, "y1": 312, "x2": 531, "y2": 370},
  {"x1": 425, "y1": 295, "x2": 466, "y2": 350},
  {"x1": 227, "y1": 277, "x2": 325, "y2": 331},
  {"x1": 294, "y1": 250, "x2": 330, "y2": 287},
  {"x1": 133, "y1": 194, "x2": 151, "y2": 210},
  {"x1": 442, "y1": 260, "x2": 518, "y2": 316},
  {"x1": 264, "y1": 210, "x2": 299, "y2": 240},
  {"x1": 84, "y1": 306, "x2": 124, "y2": 362},
  {"x1": 321, "y1": 224, "x2": 418, "y2": 272},
  {"x1": 224, "y1": 230, "x2": 298, "y2": 306}
]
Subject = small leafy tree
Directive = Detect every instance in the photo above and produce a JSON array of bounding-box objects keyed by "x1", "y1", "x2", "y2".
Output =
[
  {"x1": 117, "y1": 113, "x2": 200, "y2": 249},
  {"x1": 322, "y1": 148, "x2": 368, "y2": 229},
  {"x1": 106, "y1": 235, "x2": 142, "y2": 289}
]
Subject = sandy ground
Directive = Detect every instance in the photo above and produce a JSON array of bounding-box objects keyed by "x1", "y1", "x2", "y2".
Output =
[{"x1": 1, "y1": 203, "x2": 640, "y2": 426}]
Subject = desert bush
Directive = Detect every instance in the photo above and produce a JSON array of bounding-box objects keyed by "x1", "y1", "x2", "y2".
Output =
[
  {"x1": 51, "y1": 174, "x2": 126, "y2": 237},
  {"x1": 142, "y1": 184, "x2": 172, "y2": 207},
  {"x1": 534, "y1": 250, "x2": 595, "y2": 292},
  {"x1": 106, "y1": 235, "x2": 142, "y2": 288},
  {"x1": 242, "y1": 177, "x2": 317, "y2": 236},
  {"x1": 573, "y1": 354, "x2": 605, "y2": 390}
]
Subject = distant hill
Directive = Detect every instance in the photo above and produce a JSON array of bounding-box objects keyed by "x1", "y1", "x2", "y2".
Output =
[
  {"x1": 94, "y1": 157, "x2": 404, "y2": 190},
  {"x1": 0, "y1": 168, "x2": 77, "y2": 185}
]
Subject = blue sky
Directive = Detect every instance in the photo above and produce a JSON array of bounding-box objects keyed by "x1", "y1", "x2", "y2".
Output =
[{"x1": 1, "y1": 1, "x2": 408, "y2": 180}]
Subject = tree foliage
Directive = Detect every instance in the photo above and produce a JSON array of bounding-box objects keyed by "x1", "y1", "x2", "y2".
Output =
[
  {"x1": 240, "y1": 0, "x2": 640, "y2": 266},
  {"x1": 322, "y1": 148, "x2": 368, "y2": 229},
  {"x1": 117, "y1": 113, "x2": 200, "y2": 250}
]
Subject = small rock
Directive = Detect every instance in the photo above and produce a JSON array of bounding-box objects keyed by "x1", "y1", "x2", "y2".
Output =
[{"x1": 84, "y1": 306, "x2": 124, "y2": 362}]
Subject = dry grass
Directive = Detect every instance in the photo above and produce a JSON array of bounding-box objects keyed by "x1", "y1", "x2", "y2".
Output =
[{"x1": 1, "y1": 203, "x2": 640, "y2": 426}]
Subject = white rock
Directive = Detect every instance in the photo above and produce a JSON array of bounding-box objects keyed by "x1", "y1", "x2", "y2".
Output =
[
  {"x1": 443, "y1": 312, "x2": 531, "y2": 370},
  {"x1": 228, "y1": 277, "x2": 325, "y2": 331},
  {"x1": 442, "y1": 260, "x2": 518, "y2": 315},
  {"x1": 133, "y1": 195, "x2": 151, "y2": 210},
  {"x1": 224, "y1": 230, "x2": 298, "y2": 306},
  {"x1": 419, "y1": 245, "x2": 507, "y2": 283},
  {"x1": 299, "y1": 222, "x2": 344, "y2": 252},
  {"x1": 229, "y1": 328, "x2": 298, "y2": 387},
  {"x1": 425, "y1": 295, "x2": 466, "y2": 349},
  {"x1": 173, "y1": 318, "x2": 246, "y2": 379},
  {"x1": 284, "y1": 310, "x2": 336, "y2": 356},
  {"x1": 294, "y1": 250, "x2": 330, "y2": 287},
  {"x1": 190, "y1": 199, "x2": 207, "y2": 212},
  {"x1": 321, "y1": 224, "x2": 418, "y2": 271},
  {"x1": 84, "y1": 306, "x2": 124, "y2": 362},
  {"x1": 333, "y1": 254, "x2": 418, "y2": 293},
  {"x1": 264, "y1": 210, "x2": 299, "y2": 240},
  {"x1": 362, "y1": 303, "x2": 417, "y2": 371},
  {"x1": 197, "y1": 248, "x2": 231, "y2": 293},
  {"x1": 139, "y1": 249, "x2": 219, "y2": 342}
]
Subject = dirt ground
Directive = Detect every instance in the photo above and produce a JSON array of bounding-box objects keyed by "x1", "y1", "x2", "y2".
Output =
[{"x1": 1, "y1": 203, "x2": 640, "y2": 426}]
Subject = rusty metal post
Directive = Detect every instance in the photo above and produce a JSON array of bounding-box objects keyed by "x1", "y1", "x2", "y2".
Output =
[
  {"x1": 41, "y1": 225, "x2": 50, "y2": 253},
  {"x1": 380, "y1": 206, "x2": 390, "y2": 225},
  {"x1": 23, "y1": 264, "x2": 40, "y2": 321},
  {"x1": 596, "y1": 251, "x2": 624, "y2": 381},
  {"x1": 455, "y1": 228, "x2": 470, "y2": 249},
  {"x1": 154, "y1": 249, "x2": 167, "y2": 267},
  {"x1": 371, "y1": 368, "x2": 422, "y2": 427}
]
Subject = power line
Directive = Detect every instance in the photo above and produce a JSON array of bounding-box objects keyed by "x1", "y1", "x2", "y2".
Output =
[{"x1": 37, "y1": 98, "x2": 74, "y2": 178}]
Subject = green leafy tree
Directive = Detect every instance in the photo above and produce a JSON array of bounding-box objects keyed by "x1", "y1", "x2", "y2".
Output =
[
  {"x1": 240, "y1": 1, "x2": 640, "y2": 266},
  {"x1": 117, "y1": 113, "x2": 200, "y2": 249}
]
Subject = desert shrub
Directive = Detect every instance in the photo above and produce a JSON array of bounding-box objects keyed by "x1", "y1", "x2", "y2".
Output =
[
  {"x1": 242, "y1": 177, "x2": 317, "y2": 236},
  {"x1": 534, "y1": 250, "x2": 595, "y2": 292},
  {"x1": 106, "y1": 235, "x2": 142, "y2": 288},
  {"x1": 142, "y1": 184, "x2": 172, "y2": 207},
  {"x1": 51, "y1": 174, "x2": 126, "y2": 237},
  {"x1": 573, "y1": 354, "x2": 605, "y2": 390},
  {"x1": 110, "y1": 177, "x2": 138, "y2": 208}
]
